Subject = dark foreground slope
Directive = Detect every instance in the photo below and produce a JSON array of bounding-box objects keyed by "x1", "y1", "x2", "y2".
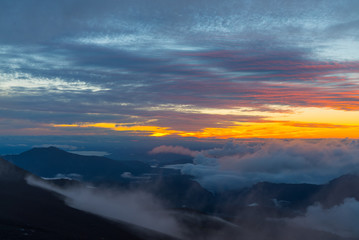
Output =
[{"x1": 0, "y1": 157, "x2": 174, "y2": 240}]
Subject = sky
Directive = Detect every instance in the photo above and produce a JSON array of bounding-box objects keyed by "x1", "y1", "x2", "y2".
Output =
[{"x1": 1, "y1": 0, "x2": 359, "y2": 140}]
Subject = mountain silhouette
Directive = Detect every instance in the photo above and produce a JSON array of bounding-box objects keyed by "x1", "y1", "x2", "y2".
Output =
[{"x1": 4, "y1": 147, "x2": 152, "y2": 182}]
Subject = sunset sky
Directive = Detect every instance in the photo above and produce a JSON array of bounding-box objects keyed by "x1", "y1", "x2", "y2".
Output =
[{"x1": 1, "y1": 0, "x2": 359, "y2": 140}]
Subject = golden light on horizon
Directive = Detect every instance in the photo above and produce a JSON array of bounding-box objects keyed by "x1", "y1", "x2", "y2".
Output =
[{"x1": 51, "y1": 105, "x2": 359, "y2": 139}]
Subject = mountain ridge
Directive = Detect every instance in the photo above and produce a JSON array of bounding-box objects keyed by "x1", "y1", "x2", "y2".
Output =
[
  {"x1": 3, "y1": 146, "x2": 152, "y2": 182},
  {"x1": 1, "y1": 147, "x2": 358, "y2": 239}
]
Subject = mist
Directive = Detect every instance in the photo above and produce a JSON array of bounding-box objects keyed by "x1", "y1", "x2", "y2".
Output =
[
  {"x1": 26, "y1": 176, "x2": 182, "y2": 238},
  {"x1": 288, "y1": 198, "x2": 359, "y2": 238}
]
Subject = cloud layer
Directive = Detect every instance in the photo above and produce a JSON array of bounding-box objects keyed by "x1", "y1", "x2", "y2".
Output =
[{"x1": 157, "y1": 139, "x2": 359, "y2": 191}]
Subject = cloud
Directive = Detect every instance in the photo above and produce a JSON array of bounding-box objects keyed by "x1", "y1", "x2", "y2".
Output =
[
  {"x1": 41, "y1": 173, "x2": 83, "y2": 181},
  {"x1": 26, "y1": 176, "x2": 182, "y2": 238},
  {"x1": 0, "y1": 73, "x2": 108, "y2": 96},
  {"x1": 288, "y1": 198, "x2": 359, "y2": 238},
  {"x1": 161, "y1": 139, "x2": 359, "y2": 191},
  {"x1": 68, "y1": 151, "x2": 110, "y2": 156},
  {"x1": 149, "y1": 145, "x2": 199, "y2": 157}
]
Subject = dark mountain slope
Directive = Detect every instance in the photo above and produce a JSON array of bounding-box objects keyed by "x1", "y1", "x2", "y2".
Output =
[
  {"x1": 0, "y1": 157, "x2": 27, "y2": 181},
  {"x1": 214, "y1": 174, "x2": 359, "y2": 220},
  {"x1": 138, "y1": 174, "x2": 215, "y2": 211},
  {"x1": 0, "y1": 157, "x2": 175, "y2": 240},
  {"x1": 311, "y1": 174, "x2": 359, "y2": 208}
]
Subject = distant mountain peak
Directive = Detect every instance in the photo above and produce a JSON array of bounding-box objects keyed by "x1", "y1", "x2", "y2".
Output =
[
  {"x1": 329, "y1": 173, "x2": 359, "y2": 184},
  {"x1": 3, "y1": 147, "x2": 152, "y2": 181},
  {"x1": 19, "y1": 146, "x2": 72, "y2": 158},
  {"x1": 28, "y1": 146, "x2": 65, "y2": 152}
]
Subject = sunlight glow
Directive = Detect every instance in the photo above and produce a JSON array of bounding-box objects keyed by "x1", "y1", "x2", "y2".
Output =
[{"x1": 52, "y1": 105, "x2": 359, "y2": 139}]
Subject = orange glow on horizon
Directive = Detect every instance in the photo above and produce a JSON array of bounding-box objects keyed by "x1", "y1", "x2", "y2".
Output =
[
  {"x1": 183, "y1": 123, "x2": 359, "y2": 139},
  {"x1": 52, "y1": 122, "x2": 183, "y2": 137},
  {"x1": 50, "y1": 106, "x2": 359, "y2": 139},
  {"x1": 51, "y1": 121, "x2": 359, "y2": 139}
]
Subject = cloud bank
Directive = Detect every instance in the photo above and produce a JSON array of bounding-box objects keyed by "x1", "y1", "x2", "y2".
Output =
[{"x1": 156, "y1": 139, "x2": 359, "y2": 191}]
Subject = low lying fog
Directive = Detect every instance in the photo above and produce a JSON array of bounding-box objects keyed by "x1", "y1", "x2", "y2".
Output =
[{"x1": 26, "y1": 176, "x2": 182, "y2": 238}]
